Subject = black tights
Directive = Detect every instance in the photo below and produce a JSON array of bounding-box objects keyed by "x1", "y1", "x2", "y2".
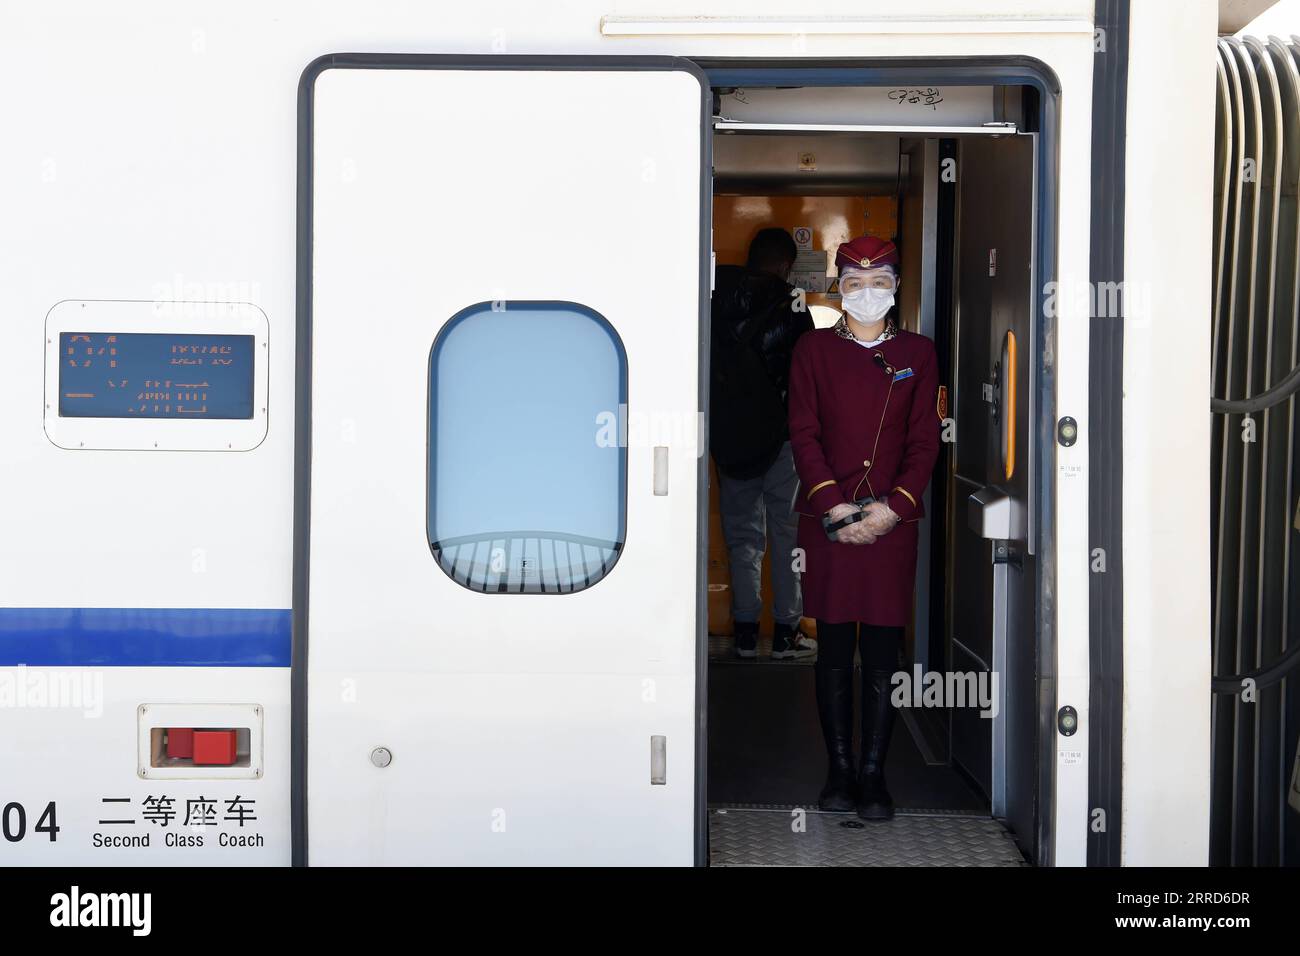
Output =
[{"x1": 815, "y1": 621, "x2": 904, "y2": 671}]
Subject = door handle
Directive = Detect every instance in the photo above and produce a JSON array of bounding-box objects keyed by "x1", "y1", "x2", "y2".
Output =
[
  {"x1": 1001, "y1": 331, "x2": 1017, "y2": 481},
  {"x1": 653, "y1": 446, "x2": 669, "y2": 496}
]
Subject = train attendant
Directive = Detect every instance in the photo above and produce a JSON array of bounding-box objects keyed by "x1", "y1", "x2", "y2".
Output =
[{"x1": 787, "y1": 235, "x2": 941, "y2": 820}]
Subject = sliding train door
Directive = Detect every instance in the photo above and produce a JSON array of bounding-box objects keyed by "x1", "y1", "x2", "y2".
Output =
[
  {"x1": 950, "y1": 132, "x2": 1040, "y2": 857},
  {"x1": 296, "y1": 56, "x2": 709, "y2": 864}
]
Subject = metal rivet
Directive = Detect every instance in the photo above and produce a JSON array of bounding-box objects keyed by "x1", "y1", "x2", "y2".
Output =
[{"x1": 370, "y1": 747, "x2": 393, "y2": 768}]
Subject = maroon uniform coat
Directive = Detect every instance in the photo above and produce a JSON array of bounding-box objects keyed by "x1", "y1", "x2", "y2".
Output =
[{"x1": 788, "y1": 326, "x2": 941, "y2": 626}]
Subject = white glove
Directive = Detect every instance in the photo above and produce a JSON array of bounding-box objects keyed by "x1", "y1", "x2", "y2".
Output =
[
  {"x1": 826, "y1": 503, "x2": 859, "y2": 524},
  {"x1": 860, "y1": 500, "x2": 900, "y2": 537},
  {"x1": 826, "y1": 503, "x2": 877, "y2": 545},
  {"x1": 838, "y1": 518, "x2": 878, "y2": 545}
]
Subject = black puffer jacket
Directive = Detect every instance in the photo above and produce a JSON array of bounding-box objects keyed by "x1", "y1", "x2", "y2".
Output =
[
  {"x1": 712, "y1": 265, "x2": 814, "y2": 408},
  {"x1": 709, "y1": 265, "x2": 815, "y2": 477}
]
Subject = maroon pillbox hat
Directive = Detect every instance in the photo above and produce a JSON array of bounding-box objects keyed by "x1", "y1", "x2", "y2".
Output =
[{"x1": 835, "y1": 235, "x2": 899, "y2": 271}]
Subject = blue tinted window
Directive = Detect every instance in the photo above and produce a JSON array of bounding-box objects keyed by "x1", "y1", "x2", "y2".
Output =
[{"x1": 428, "y1": 302, "x2": 626, "y2": 593}]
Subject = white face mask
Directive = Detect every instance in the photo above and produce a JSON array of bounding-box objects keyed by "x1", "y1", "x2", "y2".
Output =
[{"x1": 841, "y1": 286, "x2": 895, "y2": 325}]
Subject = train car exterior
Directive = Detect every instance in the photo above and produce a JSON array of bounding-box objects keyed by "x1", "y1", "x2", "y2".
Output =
[{"x1": 0, "y1": 0, "x2": 1225, "y2": 866}]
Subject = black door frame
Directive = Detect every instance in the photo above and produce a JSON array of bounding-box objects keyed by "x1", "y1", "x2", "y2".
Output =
[
  {"x1": 694, "y1": 56, "x2": 1065, "y2": 867},
  {"x1": 1085, "y1": 0, "x2": 1130, "y2": 868}
]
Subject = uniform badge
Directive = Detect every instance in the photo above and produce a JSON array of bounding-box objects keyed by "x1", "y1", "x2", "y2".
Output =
[
  {"x1": 892, "y1": 367, "x2": 914, "y2": 382},
  {"x1": 936, "y1": 385, "x2": 949, "y2": 420}
]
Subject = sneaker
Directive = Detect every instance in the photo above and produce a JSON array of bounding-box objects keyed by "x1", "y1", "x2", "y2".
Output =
[
  {"x1": 733, "y1": 623, "x2": 759, "y2": 659},
  {"x1": 771, "y1": 624, "x2": 818, "y2": 661}
]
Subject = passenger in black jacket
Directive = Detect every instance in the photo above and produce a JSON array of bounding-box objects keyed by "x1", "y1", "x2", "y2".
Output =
[{"x1": 709, "y1": 228, "x2": 816, "y2": 660}]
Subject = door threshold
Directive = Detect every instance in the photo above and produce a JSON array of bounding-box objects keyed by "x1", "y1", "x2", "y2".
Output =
[{"x1": 707, "y1": 804, "x2": 1027, "y2": 867}]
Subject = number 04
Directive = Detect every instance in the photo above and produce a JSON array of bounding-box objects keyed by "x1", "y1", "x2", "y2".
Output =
[{"x1": 1, "y1": 801, "x2": 58, "y2": 842}]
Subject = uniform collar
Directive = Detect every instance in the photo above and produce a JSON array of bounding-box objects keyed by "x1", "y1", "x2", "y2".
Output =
[{"x1": 833, "y1": 314, "x2": 897, "y2": 346}]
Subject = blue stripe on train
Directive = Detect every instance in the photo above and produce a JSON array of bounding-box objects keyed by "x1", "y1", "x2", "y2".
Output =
[{"x1": 0, "y1": 608, "x2": 291, "y2": 667}]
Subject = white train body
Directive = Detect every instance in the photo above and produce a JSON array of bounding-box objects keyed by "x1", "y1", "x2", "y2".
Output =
[{"x1": 0, "y1": 0, "x2": 1222, "y2": 866}]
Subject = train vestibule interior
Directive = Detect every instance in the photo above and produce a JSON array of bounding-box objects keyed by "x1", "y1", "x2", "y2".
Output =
[{"x1": 703, "y1": 81, "x2": 1042, "y2": 866}]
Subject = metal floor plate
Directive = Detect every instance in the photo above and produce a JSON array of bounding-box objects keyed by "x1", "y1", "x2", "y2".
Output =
[{"x1": 708, "y1": 805, "x2": 1028, "y2": 867}]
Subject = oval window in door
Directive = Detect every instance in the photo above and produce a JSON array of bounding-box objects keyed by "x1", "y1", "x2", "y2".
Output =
[{"x1": 427, "y1": 301, "x2": 627, "y2": 594}]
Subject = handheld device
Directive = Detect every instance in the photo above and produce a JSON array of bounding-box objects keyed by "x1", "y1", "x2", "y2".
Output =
[{"x1": 822, "y1": 495, "x2": 878, "y2": 540}]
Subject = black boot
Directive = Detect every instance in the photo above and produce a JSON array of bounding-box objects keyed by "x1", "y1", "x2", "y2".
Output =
[
  {"x1": 857, "y1": 666, "x2": 897, "y2": 820},
  {"x1": 814, "y1": 662, "x2": 857, "y2": 811}
]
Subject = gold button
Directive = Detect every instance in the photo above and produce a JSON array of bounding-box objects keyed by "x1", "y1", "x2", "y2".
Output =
[{"x1": 863, "y1": 459, "x2": 871, "y2": 468}]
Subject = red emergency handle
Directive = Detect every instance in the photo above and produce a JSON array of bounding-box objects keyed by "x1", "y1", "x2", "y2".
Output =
[
  {"x1": 192, "y1": 729, "x2": 239, "y2": 766},
  {"x1": 166, "y1": 727, "x2": 194, "y2": 760}
]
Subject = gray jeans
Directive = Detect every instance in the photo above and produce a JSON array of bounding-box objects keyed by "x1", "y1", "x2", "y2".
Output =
[{"x1": 717, "y1": 441, "x2": 803, "y2": 627}]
